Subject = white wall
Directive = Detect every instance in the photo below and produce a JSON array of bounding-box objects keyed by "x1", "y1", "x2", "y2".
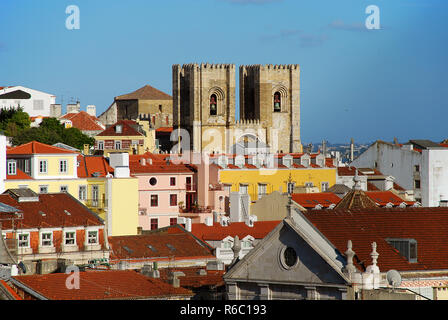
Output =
[
  {"x1": 422, "y1": 149, "x2": 448, "y2": 207},
  {"x1": 351, "y1": 141, "x2": 421, "y2": 195},
  {"x1": 0, "y1": 86, "x2": 56, "y2": 117}
]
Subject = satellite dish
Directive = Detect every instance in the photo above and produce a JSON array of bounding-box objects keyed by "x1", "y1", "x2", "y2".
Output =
[{"x1": 386, "y1": 269, "x2": 402, "y2": 288}]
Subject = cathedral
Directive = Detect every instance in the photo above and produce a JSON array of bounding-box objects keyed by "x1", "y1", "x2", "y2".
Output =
[{"x1": 172, "y1": 63, "x2": 302, "y2": 154}]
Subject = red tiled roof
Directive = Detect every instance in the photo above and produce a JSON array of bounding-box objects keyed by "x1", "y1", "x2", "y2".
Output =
[
  {"x1": 129, "y1": 161, "x2": 194, "y2": 174},
  {"x1": 158, "y1": 267, "x2": 225, "y2": 288},
  {"x1": 393, "y1": 182, "x2": 405, "y2": 191},
  {"x1": 156, "y1": 127, "x2": 173, "y2": 133},
  {"x1": 115, "y1": 85, "x2": 172, "y2": 101},
  {"x1": 6, "y1": 168, "x2": 32, "y2": 180},
  {"x1": 337, "y1": 167, "x2": 363, "y2": 176},
  {"x1": 365, "y1": 191, "x2": 415, "y2": 206},
  {"x1": 0, "y1": 280, "x2": 22, "y2": 300},
  {"x1": 244, "y1": 164, "x2": 257, "y2": 169},
  {"x1": 108, "y1": 225, "x2": 214, "y2": 261},
  {"x1": 77, "y1": 155, "x2": 114, "y2": 178},
  {"x1": 303, "y1": 207, "x2": 448, "y2": 272},
  {"x1": 129, "y1": 152, "x2": 170, "y2": 165},
  {"x1": 12, "y1": 270, "x2": 192, "y2": 300},
  {"x1": 190, "y1": 220, "x2": 281, "y2": 241},
  {"x1": 292, "y1": 192, "x2": 341, "y2": 209},
  {"x1": 367, "y1": 182, "x2": 380, "y2": 191},
  {"x1": 60, "y1": 111, "x2": 104, "y2": 132},
  {"x1": 0, "y1": 193, "x2": 103, "y2": 229},
  {"x1": 7, "y1": 141, "x2": 78, "y2": 155},
  {"x1": 96, "y1": 120, "x2": 144, "y2": 137}
]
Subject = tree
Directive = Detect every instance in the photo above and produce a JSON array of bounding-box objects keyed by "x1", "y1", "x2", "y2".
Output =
[
  {"x1": 12, "y1": 118, "x2": 95, "y2": 150},
  {"x1": 0, "y1": 107, "x2": 31, "y2": 135}
]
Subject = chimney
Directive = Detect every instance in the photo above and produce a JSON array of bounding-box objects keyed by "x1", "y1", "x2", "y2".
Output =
[
  {"x1": 141, "y1": 264, "x2": 160, "y2": 278},
  {"x1": 185, "y1": 218, "x2": 192, "y2": 232},
  {"x1": 86, "y1": 105, "x2": 96, "y2": 117},
  {"x1": 169, "y1": 271, "x2": 185, "y2": 288},
  {"x1": 83, "y1": 144, "x2": 89, "y2": 155},
  {"x1": 109, "y1": 152, "x2": 130, "y2": 178},
  {"x1": 66, "y1": 104, "x2": 79, "y2": 114},
  {"x1": 204, "y1": 216, "x2": 213, "y2": 226},
  {"x1": 50, "y1": 104, "x2": 62, "y2": 118}
]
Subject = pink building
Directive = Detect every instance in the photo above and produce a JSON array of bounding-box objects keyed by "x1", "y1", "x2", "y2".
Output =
[
  {"x1": 129, "y1": 154, "x2": 197, "y2": 230},
  {"x1": 195, "y1": 158, "x2": 229, "y2": 219}
]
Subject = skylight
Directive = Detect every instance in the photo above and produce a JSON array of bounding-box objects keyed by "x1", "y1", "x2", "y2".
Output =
[
  {"x1": 166, "y1": 244, "x2": 176, "y2": 251},
  {"x1": 123, "y1": 246, "x2": 133, "y2": 254},
  {"x1": 146, "y1": 244, "x2": 157, "y2": 252}
]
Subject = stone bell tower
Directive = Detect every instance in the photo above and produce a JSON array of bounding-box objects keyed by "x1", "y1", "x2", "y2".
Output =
[
  {"x1": 239, "y1": 64, "x2": 302, "y2": 153},
  {"x1": 172, "y1": 63, "x2": 236, "y2": 153}
]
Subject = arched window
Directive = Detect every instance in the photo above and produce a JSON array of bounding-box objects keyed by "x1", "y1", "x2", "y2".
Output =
[
  {"x1": 274, "y1": 92, "x2": 281, "y2": 112},
  {"x1": 210, "y1": 94, "x2": 217, "y2": 116}
]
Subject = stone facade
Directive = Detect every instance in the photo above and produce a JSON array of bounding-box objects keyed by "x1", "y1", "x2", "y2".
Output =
[{"x1": 173, "y1": 63, "x2": 302, "y2": 154}]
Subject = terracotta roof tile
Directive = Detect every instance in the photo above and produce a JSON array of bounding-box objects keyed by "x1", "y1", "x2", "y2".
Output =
[
  {"x1": 96, "y1": 120, "x2": 144, "y2": 137},
  {"x1": 303, "y1": 207, "x2": 448, "y2": 272},
  {"x1": 6, "y1": 168, "x2": 32, "y2": 180},
  {"x1": 108, "y1": 225, "x2": 214, "y2": 261},
  {"x1": 292, "y1": 192, "x2": 341, "y2": 209},
  {"x1": 156, "y1": 127, "x2": 173, "y2": 133},
  {"x1": 334, "y1": 189, "x2": 379, "y2": 210},
  {"x1": 77, "y1": 155, "x2": 114, "y2": 178},
  {"x1": 60, "y1": 111, "x2": 104, "y2": 132},
  {"x1": 129, "y1": 161, "x2": 195, "y2": 174},
  {"x1": 7, "y1": 141, "x2": 78, "y2": 155},
  {"x1": 158, "y1": 267, "x2": 225, "y2": 288},
  {"x1": 0, "y1": 192, "x2": 103, "y2": 229},
  {"x1": 12, "y1": 270, "x2": 192, "y2": 300},
  {"x1": 190, "y1": 220, "x2": 280, "y2": 241},
  {"x1": 115, "y1": 85, "x2": 172, "y2": 101},
  {"x1": 365, "y1": 191, "x2": 415, "y2": 206}
]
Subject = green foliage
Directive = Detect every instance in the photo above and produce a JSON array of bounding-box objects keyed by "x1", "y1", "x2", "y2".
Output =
[
  {"x1": 0, "y1": 107, "x2": 31, "y2": 135},
  {"x1": 1, "y1": 107, "x2": 95, "y2": 150}
]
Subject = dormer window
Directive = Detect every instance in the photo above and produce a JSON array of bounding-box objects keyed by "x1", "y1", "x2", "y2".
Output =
[
  {"x1": 273, "y1": 92, "x2": 281, "y2": 112},
  {"x1": 7, "y1": 160, "x2": 16, "y2": 175},
  {"x1": 386, "y1": 238, "x2": 417, "y2": 263},
  {"x1": 115, "y1": 124, "x2": 122, "y2": 133},
  {"x1": 210, "y1": 94, "x2": 217, "y2": 116}
]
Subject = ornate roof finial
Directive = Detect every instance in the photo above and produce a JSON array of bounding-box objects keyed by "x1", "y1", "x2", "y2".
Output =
[
  {"x1": 370, "y1": 242, "x2": 379, "y2": 267},
  {"x1": 231, "y1": 236, "x2": 241, "y2": 264},
  {"x1": 344, "y1": 240, "x2": 357, "y2": 274},
  {"x1": 353, "y1": 169, "x2": 362, "y2": 191}
]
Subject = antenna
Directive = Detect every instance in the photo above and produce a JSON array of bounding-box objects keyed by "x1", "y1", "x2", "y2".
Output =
[{"x1": 386, "y1": 269, "x2": 402, "y2": 291}]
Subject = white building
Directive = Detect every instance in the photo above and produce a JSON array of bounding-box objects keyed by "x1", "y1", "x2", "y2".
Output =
[
  {"x1": 351, "y1": 140, "x2": 448, "y2": 207},
  {"x1": 0, "y1": 86, "x2": 58, "y2": 117}
]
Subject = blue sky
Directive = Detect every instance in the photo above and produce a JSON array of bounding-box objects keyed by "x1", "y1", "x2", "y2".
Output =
[{"x1": 0, "y1": 0, "x2": 447, "y2": 144}]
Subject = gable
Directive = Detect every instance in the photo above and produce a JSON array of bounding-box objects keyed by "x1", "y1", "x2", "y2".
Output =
[
  {"x1": 0, "y1": 90, "x2": 31, "y2": 100},
  {"x1": 225, "y1": 221, "x2": 348, "y2": 286}
]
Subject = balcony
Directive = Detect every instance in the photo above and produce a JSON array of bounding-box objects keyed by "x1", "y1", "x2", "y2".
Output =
[
  {"x1": 179, "y1": 205, "x2": 212, "y2": 214},
  {"x1": 84, "y1": 199, "x2": 108, "y2": 216},
  {"x1": 186, "y1": 184, "x2": 196, "y2": 192}
]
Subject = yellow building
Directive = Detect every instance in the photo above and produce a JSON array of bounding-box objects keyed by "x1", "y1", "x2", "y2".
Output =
[
  {"x1": 94, "y1": 120, "x2": 156, "y2": 157},
  {"x1": 214, "y1": 153, "x2": 337, "y2": 202},
  {"x1": 5, "y1": 141, "x2": 139, "y2": 236}
]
